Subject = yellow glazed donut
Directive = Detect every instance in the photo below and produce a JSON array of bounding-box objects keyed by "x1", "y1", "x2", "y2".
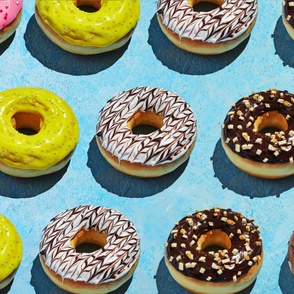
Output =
[
  {"x1": 157, "y1": 0, "x2": 258, "y2": 55},
  {"x1": 0, "y1": 214, "x2": 22, "y2": 289},
  {"x1": 0, "y1": 87, "x2": 79, "y2": 178},
  {"x1": 35, "y1": 0, "x2": 140, "y2": 55}
]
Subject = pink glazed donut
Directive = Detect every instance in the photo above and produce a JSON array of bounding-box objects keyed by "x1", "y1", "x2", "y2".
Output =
[{"x1": 0, "y1": 0, "x2": 22, "y2": 44}]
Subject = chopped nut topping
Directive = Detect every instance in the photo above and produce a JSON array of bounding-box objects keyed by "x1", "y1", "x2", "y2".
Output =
[{"x1": 178, "y1": 262, "x2": 184, "y2": 271}]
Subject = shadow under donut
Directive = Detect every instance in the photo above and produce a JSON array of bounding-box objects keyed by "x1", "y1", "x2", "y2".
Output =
[
  {"x1": 24, "y1": 15, "x2": 130, "y2": 76},
  {"x1": 0, "y1": 33, "x2": 15, "y2": 56},
  {"x1": 0, "y1": 163, "x2": 69, "y2": 198},
  {"x1": 148, "y1": 14, "x2": 250, "y2": 76},
  {"x1": 30, "y1": 255, "x2": 133, "y2": 294},
  {"x1": 211, "y1": 139, "x2": 294, "y2": 198},
  {"x1": 272, "y1": 16, "x2": 294, "y2": 68},
  {"x1": 155, "y1": 257, "x2": 256, "y2": 294},
  {"x1": 279, "y1": 257, "x2": 294, "y2": 293},
  {"x1": 87, "y1": 136, "x2": 188, "y2": 198}
]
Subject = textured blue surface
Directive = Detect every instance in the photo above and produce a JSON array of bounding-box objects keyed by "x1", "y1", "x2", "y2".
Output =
[{"x1": 0, "y1": 1, "x2": 294, "y2": 293}]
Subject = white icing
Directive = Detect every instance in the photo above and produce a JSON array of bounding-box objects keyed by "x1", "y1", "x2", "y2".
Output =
[
  {"x1": 96, "y1": 86, "x2": 197, "y2": 166},
  {"x1": 157, "y1": 0, "x2": 258, "y2": 43},
  {"x1": 39, "y1": 205, "x2": 140, "y2": 284}
]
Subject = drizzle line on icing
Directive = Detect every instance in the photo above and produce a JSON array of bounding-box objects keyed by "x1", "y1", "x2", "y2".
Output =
[
  {"x1": 40, "y1": 205, "x2": 140, "y2": 284},
  {"x1": 96, "y1": 86, "x2": 197, "y2": 166}
]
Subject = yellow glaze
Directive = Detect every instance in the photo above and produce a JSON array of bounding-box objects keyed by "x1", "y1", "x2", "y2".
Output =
[
  {"x1": 0, "y1": 214, "x2": 22, "y2": 281},
  {"x1": 0, "y1": 87, "x2": 79, "y2": 170},
  {"x1": 35, "y1": 0, "x2": 140, "y2": 47}
]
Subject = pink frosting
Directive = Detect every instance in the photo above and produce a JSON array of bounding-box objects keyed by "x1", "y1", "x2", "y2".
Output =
[{"x1": 0, "y1": 0, "x2": 22, "y2": 29}]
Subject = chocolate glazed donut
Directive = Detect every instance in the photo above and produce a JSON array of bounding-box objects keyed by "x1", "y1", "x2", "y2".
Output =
[
  {"x1": 221, "y1": 89, "x2": 294, "y2": 179},
  {"x1": 164, "y1": 207, "x2": 263, "y2": 294}
]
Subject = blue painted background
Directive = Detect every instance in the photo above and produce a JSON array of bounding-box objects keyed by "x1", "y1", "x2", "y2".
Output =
[{"x1": 0, "y1": 1, "x2": 293, "y2": 293}]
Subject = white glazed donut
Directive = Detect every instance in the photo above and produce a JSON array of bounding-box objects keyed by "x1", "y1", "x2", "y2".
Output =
[
  {"x1": 157, "y1": 0, "x2": 258, "y2": 55},
  {"x1": 39, "y1": 205, "x2": 140, "y2": 294},
  {"x1": 165, "y1": 207, "x2": 263, "y2": 294},
  {"x1": 96, "y1": 86, "x2": 197, "y2": 178}
]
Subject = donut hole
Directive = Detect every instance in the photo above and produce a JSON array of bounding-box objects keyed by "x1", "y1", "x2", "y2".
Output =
[
  {"x1": 190, "y1": 0, "x2": 222, "y2": 12},
  {"x1": 11, "y1": 112, "x2": 43, "y2": 136},
  {"x1": 76, "y1": 0, "x2": 100, "y2": 12},
  {"x1": 197, "y1": 229, "x2": 232, "y2": 253},
  {"x1": 254, "y1": 111, "x2": 288, "y2": 134},
  {"x1": 70, "y1": 229, "x2": 107, "y2": 253},
  {"x1": 127, "y1": 111, "x2": 164, "y2": 135}
]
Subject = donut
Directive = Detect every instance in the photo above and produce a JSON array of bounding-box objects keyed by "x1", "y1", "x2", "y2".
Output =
[
  {"x1": 282, "y1": 0, "x2": 294, "y2": 40},
  {"x1": 39, "y1": 205, "x2": 140, "y2": 294},
  {"x1": 0, "y1": 0, "x2": 23, "y2": 44},
  {"x1": 221, "y1": 89, "x2": 294, "y2": 179},
  {"x1": 0, "y1": 214, "x2": 22, "y2": 290},
  {"x1": 35, "y1": 0, "x2": 140, "y2": 55},
  {"x1": 288, "y1": 231, "x2": 294, "y2": 275},
  {"x1": 157, "y1": 0, "x2": 258, "y2": 55},
  {"x1": 0, "y1": 87, "x2": 79, "y2": 178},
  {"x1": 164, "y1": 207, "x2": 263, "y2": 294},
  {"x1": 96, "y1": 86, "x2": 197, "y2": 178}
]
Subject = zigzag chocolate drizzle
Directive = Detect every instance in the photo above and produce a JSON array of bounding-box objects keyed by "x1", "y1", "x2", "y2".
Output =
[
  {"x1": 96, "y1": 86, "x2": 197, "y2": 166},
  {"x1": 39, "y1": 205, "x2": 140, "y2": 284},
  {"x1": 157, "y1": 0, "x2": 258, "y2": 43}
]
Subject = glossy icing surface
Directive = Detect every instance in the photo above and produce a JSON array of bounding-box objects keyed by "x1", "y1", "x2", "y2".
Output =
[
  {"x1": 165, "y1": 208, "x2": 262, "y2": 282},
  {"x1": 96, "y1": 86, "x2": 197, "y2": 166},
  {"x1": 0, "y1": 214, "x2": 22, "y2": 281},
  {"x1": 39, "y1": 205, "x2": 140, "y2": 284},
  {"x1": 222, "y1": 89, "x2": 294, "y2": 164},
  {"x1": 35, "y1": 0, "x2": 140, "y2": 47},
  {"x1": 0, "y1": 87, "x2": 79, "y2": 170},
  {"x1": 157, "y1": 0, "x2": 258, "y2": 43},
  {"x1": 0, "y1": 0, "x2": 22, "y2": 29}
]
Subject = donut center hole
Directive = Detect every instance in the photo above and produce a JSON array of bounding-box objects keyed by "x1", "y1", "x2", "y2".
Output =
[
  {"x1": 254, "y1": 111, "x2": 288, "y2": 134},
  {"x1": 197, "y1": 229, "x2": 231, "y2": 253},
  {"x1": 127, "y1": 111, "x2": 164, "y2": 135},
  {"x1": 76, "y1": 0, "x2": 100, "y2": 12},
  {"x1": 191, "y1": 0, "x2": 222, "y2": 12},
  {"x1": 11, "y1": 112, "x2": 43, "y2": 135},
  {"x1": 71, "y1": 229, "x2": 107, "y2": 253}
]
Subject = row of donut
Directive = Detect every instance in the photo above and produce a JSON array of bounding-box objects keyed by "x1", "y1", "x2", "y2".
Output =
[
  {"x1": 1, "y1": 204, "x2": 293, "y2": 293},
  {"x1": 2, "y1": 1, "x2": 294, "y2": 56},
  {"x1": 0, "y1": 85, "x2": 294, "y2": 292},
  {"x1": 2, "y1": 86, "x2": 294, "y2": 180}
]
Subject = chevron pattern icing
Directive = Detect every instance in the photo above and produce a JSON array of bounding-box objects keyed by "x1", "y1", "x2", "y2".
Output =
[
  {"x1": 96, "y1": 86, "x2": 197, "y2": 166},
  {"x1": 157, "y1": 0, "x2": 258, "y2": 43},
  {"x1": 39, "y1": 205, "x2": 140, "y2": 284}
]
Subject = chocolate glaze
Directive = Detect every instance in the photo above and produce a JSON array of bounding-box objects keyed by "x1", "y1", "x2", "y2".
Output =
[
  {"x1": 96, "y1": 86, "x2": 197, "y2": 166},
  {"x1": 165, "y1": 208, "x2": 262, "y2": 282},
  {"x1": 222, "y1": 89, "x2": 294, "y2": 164},
  {"x1": 283, "y1": 0, "x2": 294, "y2": 27}
]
